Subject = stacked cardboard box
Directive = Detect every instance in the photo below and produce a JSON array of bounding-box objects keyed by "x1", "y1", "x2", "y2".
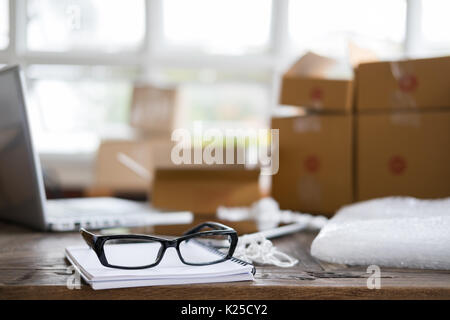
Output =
[
  {"x1": 94, "y1": 139, "x2": 154, "y2": 194},
  {"x1": 273, "y1": 54, "x2": 450, "y2": 216},
  {"x1": 152, "y1": 167, "x2": 261, "y2": 215},
  {"x1": 93, "y1": 138, "x2": 173, "y2": 195},
  {"x1": 92, "y1": 84, "x2": 181, "y2": 195},
  {"x1": 272, "y1": 53, "x2": 355, "y2": 216},
  {"x1": 272, "y1": 114, "x2": 353, "y2": 215},
  {"x1": 150, "y1": 143, "x2": 262, "y2": 214},
  {"x1": 129, "y1": 84, "x2": 182, "y2": 136},
  {"x1": 356, "y1": 56, "x2": 450, "y2": 201},
  {"x1": 279, "y1": 53, "x2": 353, "y2": 113},
  {"x1": 151, "y1": 149, "x2": 262, "y2": 236}
]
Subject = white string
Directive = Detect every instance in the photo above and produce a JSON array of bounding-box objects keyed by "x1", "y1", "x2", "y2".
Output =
[
  {"x1": 218, "y1": 197, "x2": 329, "y2": 268},
  {"x1": 218, "y1": 197, "x2": 328, "y2": 231},
  {"x1": 234, "y1": 234, "x2": 298, "y2": 267}
]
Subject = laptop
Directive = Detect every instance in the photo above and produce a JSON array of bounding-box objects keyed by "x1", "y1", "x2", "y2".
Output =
[{"x1": 0, "y1": 65, "x2": 193, "y2": 231}]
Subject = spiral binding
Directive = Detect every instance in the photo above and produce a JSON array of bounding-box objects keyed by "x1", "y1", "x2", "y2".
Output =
[
  {"x1": 192, "y1": 239, "x2": 256, "y2": 274},
  {"x1": 231, "y1": 256, "x2": 254, "y2": 267}
]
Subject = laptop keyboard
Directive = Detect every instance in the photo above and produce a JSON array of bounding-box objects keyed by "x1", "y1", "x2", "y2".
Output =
[{"x1": 46, "y1": 198, "x2": 160, "y2": 231}]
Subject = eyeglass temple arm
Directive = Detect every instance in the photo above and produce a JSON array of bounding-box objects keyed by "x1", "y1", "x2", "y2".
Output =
[
  {"x1": 80, "y1": 228, "x2": 97, "y2": 249},
  {"x1": 183, "y1": 222, "x2": 230, "y2": 236}
]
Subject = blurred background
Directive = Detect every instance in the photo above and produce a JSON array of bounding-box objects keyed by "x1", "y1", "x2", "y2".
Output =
[{"x1": 0, "y1": 0, "x2": 449, "y2": 196}]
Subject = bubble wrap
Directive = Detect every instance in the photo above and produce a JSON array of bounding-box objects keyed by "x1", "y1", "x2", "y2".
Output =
[{"x1": 310, "y1": 197, "x2": 450, "y2": 270}]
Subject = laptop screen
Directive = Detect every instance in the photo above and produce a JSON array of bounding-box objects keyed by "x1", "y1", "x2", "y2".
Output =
[{"x1": 0, "y1": 66, "x2": 47, "y2": 230}]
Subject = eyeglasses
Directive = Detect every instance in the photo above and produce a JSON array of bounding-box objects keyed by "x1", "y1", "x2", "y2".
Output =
[{"x1": 80, "y1": 222, "x2": 238, "y2": 270}]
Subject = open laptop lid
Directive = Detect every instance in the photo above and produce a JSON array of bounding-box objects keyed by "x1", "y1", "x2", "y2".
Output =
[{"x1": 0, "y1": 65, "x2": 47, "y2": 231}]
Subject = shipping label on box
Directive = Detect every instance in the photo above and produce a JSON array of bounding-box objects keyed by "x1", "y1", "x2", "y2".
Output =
[
  {"x1": 356, "y1": 56, "x2": 450, "y2": 111},
  {"x1": 271, "y1": 114, "x2": 354, "y2": 216},
  {"x1": 357, "y1": 110, "x2": 450, "y2": 201}
]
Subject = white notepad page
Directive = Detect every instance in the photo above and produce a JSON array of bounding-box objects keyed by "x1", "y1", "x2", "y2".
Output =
[{"x1": 65, "y1": 240, "x2": 254, "y2": 289}]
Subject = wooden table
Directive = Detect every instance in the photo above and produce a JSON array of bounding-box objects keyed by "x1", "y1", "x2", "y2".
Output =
[{"x1": 0, "y1": 222, "x2": 449, "y2": 300}]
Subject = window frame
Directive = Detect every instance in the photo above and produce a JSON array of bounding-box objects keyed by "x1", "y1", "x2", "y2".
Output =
[
  {"x1": 0, "y1": 1, "x2": 431, "y2": 70},
  {"x1": 0, "y1": 0, "x2": 432, "y2": 141},
  {"x1": 3, "y1": 0, "x2": 285, "y2": 71},
  {"x1": 0, "y1": 0, "x2": 11, "y2": 59},
  {"x1": 0, "y1": 0, "x2": 433, "y2": 189}
]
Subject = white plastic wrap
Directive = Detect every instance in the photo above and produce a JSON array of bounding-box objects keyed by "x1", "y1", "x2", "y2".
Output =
[
  {"x1": 217, "y1": 197, "x2": 328, "y2": 231},
  {"x1": 310, "y1": 197, "x2": 450, "y2": 270}
]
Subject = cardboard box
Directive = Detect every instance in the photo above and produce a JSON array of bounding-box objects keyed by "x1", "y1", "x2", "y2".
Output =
[
  {"x1": 129, "y1": 85, "x2": 182, "y2": 135},
  {"x1": 153, "y1": 215, "x2": 258, "y2": 236},
  {"x1": 94, "y1": 139, "x2": 164, "y2": 193},
  {"x1": 279, "y1": 52, "x2": 354, "y2": 112},
  {"x1": 271, "y1": 113, "x2": 354, "y2": 216},
  {"x1": 356, "y1": 56, "x2": 450, "y2": 111},
  {"x1": 152, "y1": 168, "x2": 261, "y2": 215},
  {"x1": 357, "y1": 110, "x2": 450, "y2": 201},
  {"x1": 150, "y1": 141, "x2": 250, "y2": 172}
]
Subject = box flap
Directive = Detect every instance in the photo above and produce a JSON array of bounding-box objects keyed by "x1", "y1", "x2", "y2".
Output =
[
  {"x1": 348, "y1": 41, "x2": 379, "y2": 68},
  {"x1": 286, "y1": 52, "x2": 339, "y2": 78},
  {"x1": 280, "y1": 51, "x2": 355, "y2": 111}
]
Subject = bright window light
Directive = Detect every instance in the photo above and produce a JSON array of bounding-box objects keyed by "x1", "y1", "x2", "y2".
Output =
[
  {"x1": 26, "y1": 0, "x2": 146, "y2": 53},
  {"x1": 179, "y1": 82, "x2": 270, "y2": 130},
  {"x1": 421, "y1": 0, "x2": 450, "y2": 54},
  {"x1": 0, "y1": 0, "x2": 8, "y2": 50},
  {"x1": 162, "y1": 0, "x2": 272, "y2": 55},
  {"x1": 288, "y1": 0, "x2": 406, "y2": 59},
  {"x1": 153, "y1": 68, "x2": 271, "y2": 130},
  {"x1": 26, "y1": 65, "x2": 137, "y2": 152},
  {"x1": 29, "y1": 79, "x2": 132, "y2": 131}
]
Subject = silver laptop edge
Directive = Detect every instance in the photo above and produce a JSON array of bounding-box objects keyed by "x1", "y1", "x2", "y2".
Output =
[{"x1": 0, "y1": 65, "x2": 48, "y2": 230}]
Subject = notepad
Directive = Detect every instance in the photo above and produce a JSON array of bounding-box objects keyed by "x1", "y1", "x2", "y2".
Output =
[{"x1": 65, "y1": 242, "x2": 255, "y2": 290}]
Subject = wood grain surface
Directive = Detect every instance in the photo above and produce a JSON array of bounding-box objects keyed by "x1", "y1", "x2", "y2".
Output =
[{"x1": 0, "y1": 222, "x2": 449, "y2": 300}]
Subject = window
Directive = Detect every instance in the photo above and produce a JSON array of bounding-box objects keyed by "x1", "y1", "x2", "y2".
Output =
[
  {"x1": 0, "y1": 0, "x2": 8, "y2": 50},
  {"x1": 288, "y1": 0, "x2": 406, "y2": 59},
  {"x1": 26, "y1": 65, "x2": 137, "y2": 131},
  {"x1": 161, "y1": 0, "x2": 272, "y2": 55},
  {"x1": 26, "y1": 0, "x2": 146, "y2": 53},
  {"x1": 151, "y1": 67, "x2": 271, "y2": 130},
  {"x1": 420, "y1": 0, "x2": 450, "y2": 55},
  {"x1": 179, "y1": 82, "x2": 270, "y2": 129},
  {"x1": 1, "y1": 0, "x2": 447, "y2": 157},
  {"x1": 25, "y1": 65, "x2": 138, "y2": 152}
]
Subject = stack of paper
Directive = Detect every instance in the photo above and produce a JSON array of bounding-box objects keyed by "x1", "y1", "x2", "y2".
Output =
[{"x1": 65, "y1": 241, "x2": 255, "y2": 290}]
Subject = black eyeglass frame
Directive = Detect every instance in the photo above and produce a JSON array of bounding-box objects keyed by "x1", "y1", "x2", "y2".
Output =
[{"x1": 80, "y1": 222, "x2": 238, "y2": 270}]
